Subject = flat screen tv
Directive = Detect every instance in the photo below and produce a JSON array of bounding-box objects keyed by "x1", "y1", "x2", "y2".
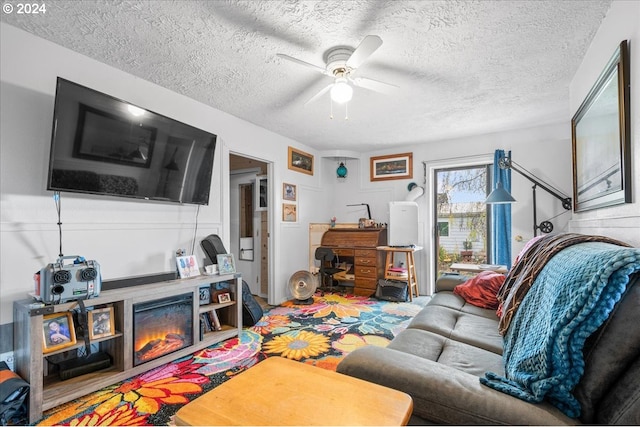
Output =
[{"x1": 47, "y1": 77, "x2": 217, "y2": 205}]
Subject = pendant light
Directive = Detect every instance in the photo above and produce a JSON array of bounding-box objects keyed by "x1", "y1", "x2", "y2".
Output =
[{"x1": 336, "y1": 161, "x2": 348, "y2": 179}]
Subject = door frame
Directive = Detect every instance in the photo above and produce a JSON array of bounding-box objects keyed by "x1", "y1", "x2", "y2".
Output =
[{"x1": 425, "y1": 154, "x2": 493, "y2": 292}]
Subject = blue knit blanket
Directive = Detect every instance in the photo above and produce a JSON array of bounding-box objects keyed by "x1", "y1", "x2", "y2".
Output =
[{"x1": 481, "y1": 241, "x2": 640, "y2": 418}]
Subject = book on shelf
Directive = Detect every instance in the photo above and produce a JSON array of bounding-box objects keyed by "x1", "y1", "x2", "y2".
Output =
[{"x1": 208, "y1": 310, "x2": 222, "y2": 331}]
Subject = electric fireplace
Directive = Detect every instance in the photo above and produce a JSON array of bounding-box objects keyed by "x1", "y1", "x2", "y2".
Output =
[{"x1": 133, "y1": 293, "x2": 193, "y2": 366}]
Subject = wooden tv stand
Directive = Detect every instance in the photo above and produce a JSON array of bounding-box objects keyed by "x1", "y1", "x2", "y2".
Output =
[
  {"x1": 320, "y1": 228, "x2": 387, "y2": 296},
  {"x1": 13, "y1": 273, "x2": 242, "y2": 423}
]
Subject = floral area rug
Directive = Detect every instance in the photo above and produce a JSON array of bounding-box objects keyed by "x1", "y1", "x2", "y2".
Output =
[{"x1": 35, "y1": 293, "x2": 429, "y2": 426}]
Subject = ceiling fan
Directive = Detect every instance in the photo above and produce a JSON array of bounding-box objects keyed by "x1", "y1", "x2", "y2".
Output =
[{"x1": 277, "y1": 35, "x2": 398, "y2": 106}]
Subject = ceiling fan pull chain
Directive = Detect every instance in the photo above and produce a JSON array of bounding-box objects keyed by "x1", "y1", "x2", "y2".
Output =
[
  {"x1": 345, "y1": 103, "x2": 349, "y2": 120},
  {"x1": 330, "y1": 98, "x2": 334, "y2": 119}
]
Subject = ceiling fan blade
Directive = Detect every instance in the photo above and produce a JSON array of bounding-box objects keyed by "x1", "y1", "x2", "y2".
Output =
[
  {"x1": 304, "y1": 83, "x2": 334, "y2": 105},
  {"x1": 351, "y1": 76, "x2": 398, "y2": 94},
  {"x1": 277, "y1": 54, "x2": 328, "y2": 75},
  {"x1": 346, "y1": 35, "x2": 383, "y2": 69}
]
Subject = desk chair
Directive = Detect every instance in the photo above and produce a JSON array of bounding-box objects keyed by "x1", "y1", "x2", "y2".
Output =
[{"x1": 315, "y1": 247, "x2": 352, "y2": 295}]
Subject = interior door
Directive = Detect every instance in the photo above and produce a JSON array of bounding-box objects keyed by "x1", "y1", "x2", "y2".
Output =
[{"x1": 230, "y1": 173, "x2": 260, "y2": 295}]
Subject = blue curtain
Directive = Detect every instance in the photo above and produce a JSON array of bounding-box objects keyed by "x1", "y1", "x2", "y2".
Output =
[{"x1": 491, "y1": 150, "x2": 512, "y2": 268}]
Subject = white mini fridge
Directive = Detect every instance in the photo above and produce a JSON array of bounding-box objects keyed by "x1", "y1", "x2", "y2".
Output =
[{"x1": 388, "y1": 201, "x2": 419, "y2": 246}]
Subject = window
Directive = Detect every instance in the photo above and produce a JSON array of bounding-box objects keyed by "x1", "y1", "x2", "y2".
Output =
[
  {"x1": 434, "y1": 164, "x2": 491, "y2": 275},
  {"x1": 437, "y1": 222, "x2": 449, "y2": 237}
]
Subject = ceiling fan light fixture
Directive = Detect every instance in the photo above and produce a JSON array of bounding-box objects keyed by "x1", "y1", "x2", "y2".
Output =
[{"x1": 330, "y1": 78, "x2": 353, "y2": 103}]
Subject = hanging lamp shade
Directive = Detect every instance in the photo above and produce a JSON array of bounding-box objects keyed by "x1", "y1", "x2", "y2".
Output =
[
  {"x1": 330, "y1": 78, "x2": 353, "y2": 103},
  {"x1": 485, "y1": 181, "x2": 516, "y2": 204},
  {"x1": 336, "y1": 162, "x2": 348, "y2": 178}
]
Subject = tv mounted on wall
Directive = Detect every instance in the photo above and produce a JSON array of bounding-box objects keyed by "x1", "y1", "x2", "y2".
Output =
[{"x1": 47, "y1": 78, "x2": 217, "y2": 205}]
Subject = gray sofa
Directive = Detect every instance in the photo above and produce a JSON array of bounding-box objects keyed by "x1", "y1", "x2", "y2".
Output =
[{"x1": 337, "y1": 236, "x2": 640, "y2": 425}]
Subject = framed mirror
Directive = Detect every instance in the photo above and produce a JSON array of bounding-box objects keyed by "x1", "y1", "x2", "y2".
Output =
[{"x1": 571, "y1": 40, "x2": 631, "y2": 212}]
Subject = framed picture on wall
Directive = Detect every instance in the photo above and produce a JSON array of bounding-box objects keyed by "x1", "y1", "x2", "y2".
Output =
[
  {"x1": 283, "y1": 203, "x2": 297, "y2": 222},
  {"x1": 255, "y1": 175, "x2": 268, "y2": 211},
  {"x1": 42, "y1": 312, "x2": 76, "y2": 354},
  {"x1": 571, "y1": 40, "x2": 631, "y2": 212},
  {"x1": 370, "y1": 152, "x2": 413, "y2": 181},
  {"x1": 283, "y1": 183, "x2": 296, "y2": 201},
  {"x1": 88, "y1": 306, "x2": 115, "y2": 340},
  {"x1": 288, "y1": 146, "x2": 313, "y2": 175}
]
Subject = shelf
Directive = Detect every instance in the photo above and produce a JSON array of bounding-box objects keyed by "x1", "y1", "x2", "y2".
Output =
[
  {"x1": 198, "y1": 300, "x2": 236, "y2": 314},
  {"x1": 15, "y1": 273, "x2": 243, "y2": 423},
  {"x1": 42, "y1": 332, "x2": 124, "y2": 357}
]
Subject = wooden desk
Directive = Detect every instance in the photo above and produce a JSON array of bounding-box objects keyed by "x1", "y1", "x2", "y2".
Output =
[
  {"x1": 174, "y1": 357, "x2": 413, "y2": 426},
  {"x1": 450, "y1": 263, "x2": 508, "y2": 274},
  {"x1": 377, "y1": 246, "x2": 422, "y2": 301},
  {"x1": 321, "y1": 228, "x2": 387, "y2": 296}
]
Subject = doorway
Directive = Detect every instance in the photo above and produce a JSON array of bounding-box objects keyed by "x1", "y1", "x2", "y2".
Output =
[
  {"x1": 229, "y1": 154, "x2": 270, "y2": 299},
  {"x1": 433, "y1": 164, "x2": 491, "y2": 276}
]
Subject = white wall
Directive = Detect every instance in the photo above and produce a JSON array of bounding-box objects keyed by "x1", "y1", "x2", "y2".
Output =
[
  {"x1": 0, "y1": 23, "x2": 324, "y2": 325},
  {"x1": 568, "y1": 0, "x2": 640, "y2": 246},
  {"x1": 317, "y1": 121, "x2": 573, "y2": 293}
]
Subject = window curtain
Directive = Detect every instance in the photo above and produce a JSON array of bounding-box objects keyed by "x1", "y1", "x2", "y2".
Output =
[{"x1": 491, "y1": 149, "x2": 512, "y2": 268}]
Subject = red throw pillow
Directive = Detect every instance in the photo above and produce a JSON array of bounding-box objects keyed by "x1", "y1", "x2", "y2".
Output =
[{"x1": 453, "y1": 271, "x2": 506, "y2": 310}]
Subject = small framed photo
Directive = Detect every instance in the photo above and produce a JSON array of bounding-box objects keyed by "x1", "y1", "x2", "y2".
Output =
[
  {"x1": 216, "y1": 254, "x2": 236, "y2": 275},
  {"x1": 217, "y1": 292, "x2": 231, "y2": 304},
  {"x1": 370, "y1": 152, "x2": 413, "y2": 181},
  {"x1": 199, "y1": 285, "x2": 211, "y2": 305},
  {"x1": 283, "y1": 203, "x2": 297, "y2": 222},
  {"x1": 43, "y1": 312, "x2": 76, "y2": 354},
  {"x1": 283, "y1": 183, "x2": 297, "y2": 201},
  {"x1": 288, "y1": 146, "x2": 313, "y2": 175},
  {"x1": 176, "y1": 255, "x2": 200, "y2": 278},
  {"x1": 88, "y1": 307, "x2": 115, "y2": 340}
]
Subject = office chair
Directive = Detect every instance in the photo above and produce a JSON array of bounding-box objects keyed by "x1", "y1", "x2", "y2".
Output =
[{"x1": 315, "y1": 247, "x2": 349, "y2": 295}]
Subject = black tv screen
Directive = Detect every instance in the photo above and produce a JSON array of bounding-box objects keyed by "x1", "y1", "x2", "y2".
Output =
[{"x1": 47, "y1": 78, "x2": 217, "y2": 205}]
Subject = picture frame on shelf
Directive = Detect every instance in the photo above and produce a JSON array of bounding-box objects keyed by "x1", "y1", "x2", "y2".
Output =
[
  {"x1": 283, "y1": 182, "x2": 297, "y2": 201},
  {"x1": 43, "y1": 312, "x2": 76, "y2": 354},
  {"x1": 217, "y1": 292, "x2": 231, "y2": 304},
  {"x1": 571, "y1": 40, "x2": 631, "y2": 212},
  {"x1": 288, "y1": 146, "x2": 313, "y2": 175},
  {"x1": 370, "y1": 152, "x2": 413, "y2": 181},
  {"x1": 88, "y1": 306, "x2": 115, "y2": 340},
  {"x1": 176, "y1": 255, "x2": 200, "y2": 278},
  {"x1": 199, "y1": 285, "x2": 211, "y2": 305},
  {"x1": 217, "y1": 253, "x2": 236, "y2": 275}
]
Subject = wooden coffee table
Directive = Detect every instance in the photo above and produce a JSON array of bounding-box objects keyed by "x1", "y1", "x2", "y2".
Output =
[{"x1": 174, "y1": 356, "x2": 413, "y2": 426}]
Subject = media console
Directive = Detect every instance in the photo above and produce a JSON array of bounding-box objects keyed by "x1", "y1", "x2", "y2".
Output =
[{"x1": 13, "y1": 273, "x2": 242, "y2": 423}]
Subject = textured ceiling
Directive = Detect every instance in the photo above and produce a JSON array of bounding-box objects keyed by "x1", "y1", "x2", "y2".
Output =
[{"x1": 1, "y1": 0, "x2": 611, "y2": 152}]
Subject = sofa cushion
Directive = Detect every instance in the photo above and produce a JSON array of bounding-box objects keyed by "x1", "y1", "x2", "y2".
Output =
[
  {"x1": 388, "y1": 328, "x2": 504, "y2": 377},
  {"x1": 429, "y1": 291, "x2": 499, "y2": 319},
  {"x1": 575, "y1": 273, "x2": 640, "y2": 423},
  {"x1": 453, "y1": 271, "x2": 505, "y2": 309},
  {"x1": 408, "y1": 304, "x2": 503, "y2": 354},
  {"x1": 337, "y1": 345, "x2": 576, "y2": 425},
  {"x1": 596, "y1": 355, "x2": 640, "y2": 425}
]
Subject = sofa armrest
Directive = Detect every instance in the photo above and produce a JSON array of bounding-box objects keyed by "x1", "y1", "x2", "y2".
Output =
[
  {"x1": 435, "y1": 273, "x2": 470, "y2": 292},
  {"x1": 337, "y1": 346, "x2": 575, "y2": 425}
]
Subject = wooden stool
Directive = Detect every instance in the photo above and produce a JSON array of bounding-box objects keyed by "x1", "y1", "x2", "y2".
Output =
[{"x1": 378, "y1": 246, "x2": 421, "y2": 301}]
